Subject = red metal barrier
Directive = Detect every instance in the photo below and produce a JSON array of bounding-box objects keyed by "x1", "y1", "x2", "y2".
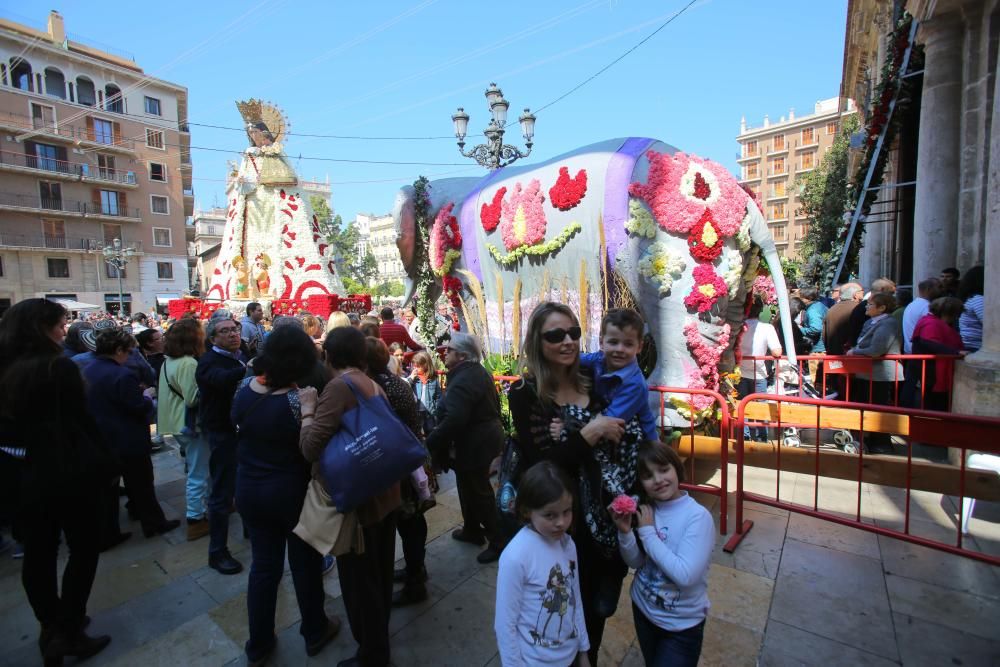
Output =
[
  {"x1": 724, "y1": 393, "x2": 1000, "y2": 566},
  {"x1": 648, "y1": 386, "x2": 730, "y2": 535}
]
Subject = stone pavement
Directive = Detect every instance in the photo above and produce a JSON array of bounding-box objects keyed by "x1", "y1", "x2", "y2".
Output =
[{"x1": 1, "y1": 446, "x2": 998, "y2": 666}]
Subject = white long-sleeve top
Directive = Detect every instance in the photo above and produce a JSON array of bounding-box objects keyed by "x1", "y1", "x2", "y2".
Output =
[
  {"x1": 495, "y1": 526, "x2": 589, "y2": 666},
  {"x1": 618, "y1": 492, "x2": 715, "y2": 631}
]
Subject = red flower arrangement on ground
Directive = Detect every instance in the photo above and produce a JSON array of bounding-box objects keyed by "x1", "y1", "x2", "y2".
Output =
[
  {"x1": 687, "y1": 210, "x2": 723, "y2": 262},
  {"x1": 548, "y1": 167, "x2": 588, "y2": 211},
  {"x1": 480, "y1": 187, "x2": 506, "y2": 233},
  {"x1": 629, "y1": 150, "x2": 745, "y2": 237},
  {"x1": 500, "y1": 180, "x2": 547, "y2": 251},
  {"x1": 429, "y1": 202, "x2": 462, "y2": 277},
  {"x1": 684, "y1": 264, "x2": 728, "y2": 313}
]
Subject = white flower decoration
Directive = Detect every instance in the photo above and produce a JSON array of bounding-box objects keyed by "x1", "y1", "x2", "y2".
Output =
[
  {"x1": 736, "y1": 210, "x2": 753, "y2": 251},
  {"x1": 723, "y1": 248, "x2": 743, "y2": 299},
  {"x1": 679, "y1": 160, "x2": 723, "y2": 206},
  {"x1": 638, "y1": 242, "x2": 686, "y2": 296},
  {"x1": 625, "y1": 198, "x2": 657, "y2": 239}
]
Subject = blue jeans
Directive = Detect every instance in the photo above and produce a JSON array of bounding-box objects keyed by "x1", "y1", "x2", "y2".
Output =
[
  {"x1": 632, "y1": 603, "x2": 705, "y2": 667},
  {"x1": 206, "y1": 430, "x2": 238, "y2": 555},
  {"x1": 237, "y1": 469, "x2": 326, "y2": 661},
  {"x1": 737, "y1": 377, "x2": 769, "y2": 442},
  {"x1": 175, "y1": 433, "x2": 210, "y2": 520}
]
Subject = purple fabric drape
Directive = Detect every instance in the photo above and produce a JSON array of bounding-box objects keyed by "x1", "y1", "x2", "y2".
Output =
[{"x1": 603, "y1": 137, "x2": 655, "y2": 267}]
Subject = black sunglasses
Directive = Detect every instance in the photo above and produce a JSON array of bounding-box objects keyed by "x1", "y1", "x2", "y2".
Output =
[{"x1": 541, "y1": 326, "x2": 582, "y2": 344}]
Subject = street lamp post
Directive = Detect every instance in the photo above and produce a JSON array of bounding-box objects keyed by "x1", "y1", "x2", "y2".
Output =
[
  {"x1": 102, "y1": 238, "x2": 136, "y2": 316},
  {"x1": 452, "y1": 82, "x2": 535, "y2": 170}
]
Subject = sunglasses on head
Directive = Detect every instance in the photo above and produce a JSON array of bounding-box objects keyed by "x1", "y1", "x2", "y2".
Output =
[{"x1": 541, "y1": 326, "x2": 582, "y2": 344}]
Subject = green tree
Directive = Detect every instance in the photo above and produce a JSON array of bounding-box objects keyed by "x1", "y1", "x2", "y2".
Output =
[
  {"x1": 309, "y1": 196, "x2": 379, "y2": 288},
  {"x1": 374, "y1": 280, "x2": 404, "y2": 298},
  {"x1": 798, "y1": 114, "x2": 859, "y2": 286}
]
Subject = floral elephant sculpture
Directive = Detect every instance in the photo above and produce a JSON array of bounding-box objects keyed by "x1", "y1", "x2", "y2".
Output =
[{"x1": 393, "y1": 137, "x2": 795, "y2": 425}]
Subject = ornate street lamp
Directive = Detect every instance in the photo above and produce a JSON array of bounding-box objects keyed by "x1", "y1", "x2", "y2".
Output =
[
  {"x1": 102, "y1": 238, "x2": 136, "y2": 316},
  {"x1": 452, "y1": 83, "x2": 535, "y2": 170}
]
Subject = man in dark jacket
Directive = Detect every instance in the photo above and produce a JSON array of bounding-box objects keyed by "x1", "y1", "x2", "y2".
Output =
[
  {"x1": 425, "y1": 332, "x2": 504, "y2": 563},
  {"x1": 196, "y1": 316, "x2": 248, "y2": 575}
]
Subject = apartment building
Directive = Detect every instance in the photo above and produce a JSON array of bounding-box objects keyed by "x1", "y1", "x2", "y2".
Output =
[
  {"x1": 0, "y1": 10, "x2": 192, "y2": 315},
  {"x1": 736, "y1": 97, "x2": 856, "y2": 258},
  {"x1": 356, "y1": 212, "x2": 404, "y2": 285},
  {"x1": 188, "y1": 207, "x2": 225, "y2": 293}
]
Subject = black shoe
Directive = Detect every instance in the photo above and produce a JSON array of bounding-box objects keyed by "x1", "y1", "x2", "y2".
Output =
[
  {"x1": 451, "y1": 528, "x2": 485, "y2": 546},
  {"x1": 476, "y1": 546, "x2": 500, "y2": 564},
  {"x1": 208, "y1": 550, "x2": 243, "y2": 575},
  {"x1": 143, "y1": 519, "x2": 180, "y2": 538},
  {"x1": 393, "y1": 565, "x2": 428, "y2": 583},
  {"x1": 99, "y1": 532, "x2": 132, "y2": 552},
  {"x1": 392, "y1": 584, "x2": 428, "y2": 607},
  {"x1": 43, "y1": 631, "x2": 111, "y2": 666},
  {"x1": 305, "y1": 616, "x2": 342, "y2": 657},
  {"x1": 247, "y1": 638, "x2": 276, "y2": 667}
]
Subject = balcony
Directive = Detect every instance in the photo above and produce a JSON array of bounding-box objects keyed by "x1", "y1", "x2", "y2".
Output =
[
  {"x1": 739, "y1": 173, "x2": 761, "y2": 184},
  {"x1": 767, "y1": 191, "x2": 789, "y2": 201},
  {"x1": 0, "y1": 110, "x2": 136, "y2": 153},
  {"x1": 796, "y1": 142, "x2": 820, "y2": 151},
  {"x1": 736, "y1": 153, "x2": 760, "y2": 163},
  {"x1": 0, "y1": 150, "x2": 137, "y2": 187},
  {"x1": 767, "y1": 146, "x2": 788, "y2": 156},
  {"x1": 0, "y1": 232, "x2": 143, "y2": 253},
  {"x1": 0, "y1": 192, "x2": 141, "y2": 221}
]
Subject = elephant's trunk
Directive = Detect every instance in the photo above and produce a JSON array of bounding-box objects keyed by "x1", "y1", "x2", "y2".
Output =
[{"x1": 746, "y1": 207, "x2": 797, "y2": 365}]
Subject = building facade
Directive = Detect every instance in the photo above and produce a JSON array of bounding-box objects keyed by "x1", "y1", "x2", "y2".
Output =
[
  {"x1": 840, "y1": 0, "x2": 998, "y2": 418},
  {"x1": 188, "y1": 206, "x2": 225, "y2": 293},
  {"x1": 736, "y1": 98, "x2": 857, "y2": 258},
  {"x1": 356, "y1": 212, "x2": 403, "y2": 285},
  {"x1": 0, "y1": 10, "x2": 192, "y2": 315}
]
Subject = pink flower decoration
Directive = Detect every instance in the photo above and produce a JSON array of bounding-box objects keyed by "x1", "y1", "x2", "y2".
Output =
[
  {"x1": 610, "y1": 494, "x2": 637, "y2": 515},
  {"x1": 751, "y1": 274, "x2": 777, "y2": 305},
  {"x1": 629, "y1": 151, "x2": 746, "y2": 237},
  {"x1": 683, "y1": 320, "x2": 731, "y2": 397},
  {"x1": 684, "y1": 264, "x2": 728, "y2": 313},
  {"x1": 429, "y1": 202, "x2": 462, "y2": 277},
  {"x1": 500, "y1": 180, "x2": 547, "y2": 251}
]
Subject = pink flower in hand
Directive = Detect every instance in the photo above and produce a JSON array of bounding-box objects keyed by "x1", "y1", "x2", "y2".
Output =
[{"x1": 610, "y1": 494, "x2": 638, "y2": 515}]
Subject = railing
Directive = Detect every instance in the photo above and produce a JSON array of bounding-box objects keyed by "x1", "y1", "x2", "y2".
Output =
[
  {"x1": 0, "y1": 233, "x2": 143, "y2": 252},
  {"x1": 724, "y1": 394, "x2": 1000, "y2": 566},
  {"x1": 0, "y1": 191, "x2": 141, "y2": 219},
  {"x1": 0, "y1": 110, "x2": 135, "y2": 150},
  {"x1": 0, "y1": 150, "x2": 136, "y2": 185},
  {"x1": 183, "y1": 188, "x2": 194, "y2": 197}
]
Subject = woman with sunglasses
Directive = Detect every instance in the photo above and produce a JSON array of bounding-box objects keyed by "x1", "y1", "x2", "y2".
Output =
[{"x1": 507, "y1": 301, "x2": 631, "y2": 665}]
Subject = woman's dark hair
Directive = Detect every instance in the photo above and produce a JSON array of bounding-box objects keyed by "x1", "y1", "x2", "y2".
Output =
[
  {"x1": 929, "y1": 296, "x2": 965, "y2": 321},
  {"x1": 252, "y1": 326, "x2": 317, "y2": 388},
  {"x1": 164, "y1": 318, "x2": 205, "y2": 358},
  {"x1": 748, "y1": 298, "x2": 765, "y2": 319},
  {"x1": 0, "y1": 298, "x2": 67, "y2": 365},
  {"x1": 365, "y1": 336, "x2": 390, "y2": 376},
  {"x1": 324, "y1": 326, "x2": 368, "y2": 371},
  {"x1": 958, "y1": 265, "x2": 984, "y2": 301},
  {"x1": 869, "y1": 292, "x2": 896, "y2": 312},
  {"x1": 359, "y1": 321, "x2": 380, "y2": 338},
  {"x1": 514, "y1": 461, "x2": 573, "y2": 521},
  {"x1": 135, "y1": 328, "x2": 160, "y2": 352},
  {"x1": 64, "y1": 321, "x2": 94, "y2": 355},
  {"x1": 788, "y1": 297, "x2": 806, "y2": 319},
  {"x1": 637, "y1": 440, "x2": 686, "y2": 485},
  {"x1": 95, "y1": 329, "x2": 136, "y2": 356}
]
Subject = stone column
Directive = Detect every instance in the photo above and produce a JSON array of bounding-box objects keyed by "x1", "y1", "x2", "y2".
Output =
[{"x1": 912, "y1": 16, "x2": 963, "y2": 283}]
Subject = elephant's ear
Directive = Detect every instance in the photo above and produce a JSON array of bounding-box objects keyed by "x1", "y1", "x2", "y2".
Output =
[{"x1": 394, "y1": 186, "x2": 416, "y2": 276}]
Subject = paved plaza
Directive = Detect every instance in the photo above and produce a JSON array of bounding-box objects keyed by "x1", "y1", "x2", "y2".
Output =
[{"x1": 1, "y1": 444, "x2": 998, "y2": 666}]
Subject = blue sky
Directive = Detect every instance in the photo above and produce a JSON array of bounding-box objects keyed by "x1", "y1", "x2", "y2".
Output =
[{"x1": 5, "y1": 0, "x2": 847, "y2": 222}]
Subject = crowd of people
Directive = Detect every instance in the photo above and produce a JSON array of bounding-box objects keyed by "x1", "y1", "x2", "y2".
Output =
[{"x1": 0, "y1": 263, "x2": 983, "y2": 665}]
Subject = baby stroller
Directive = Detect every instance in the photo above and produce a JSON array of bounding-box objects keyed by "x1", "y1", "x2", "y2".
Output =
[{"x1": 772, "y1": 361, "x2": 860, "y2": 455}]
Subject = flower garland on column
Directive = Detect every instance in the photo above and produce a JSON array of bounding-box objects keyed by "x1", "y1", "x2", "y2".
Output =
[{"x1": 412, "y1": 176, "x2": 438, "y2": 346}]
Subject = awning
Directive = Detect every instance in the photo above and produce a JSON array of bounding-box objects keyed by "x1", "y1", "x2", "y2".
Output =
[
  {"x1": 156, "y1": 294, "x2": 181, "y2": 304},
  {"x1": 49, "y1": 298, "x2": 102, "y2": 311}
]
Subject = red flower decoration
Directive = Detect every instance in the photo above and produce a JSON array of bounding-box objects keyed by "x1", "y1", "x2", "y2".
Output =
[
  {"x1": 684, "y1": 264, "x2": 728, "y2": 313},
  {"x1": 442, "y1": 274, "x2": 463, "y2": 310},
  {"x1": 687, "y1": 210, "x2": 723, "y2": 262},
  {"x1": 693, "y1": 172, "x2": 711, "y2": 200},
  {"x1": 480, "y1": 187, "x2": 506, "y2": 233},
  {"x1": 548, "y1": 167, "x2": 588, "y2": 211}
]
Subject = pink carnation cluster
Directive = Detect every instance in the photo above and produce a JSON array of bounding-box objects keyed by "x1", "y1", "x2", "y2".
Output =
[
  {"x1": 682, "y1": 366, "x2": 716, "y2": 411},
  {"x1": 500, "y1": 180, "x2": 547, "y2": 251},
  {"x1": 628, "y1": 150, "x2": 746, "y2": 237},
  {"x1": 610, "y1": 494, "x2": 638, "y2": 515},
  {"x1": 752, "y1": 274, "x2": 778, "y2": 305},
  {"x1": 684, "y1": 264, "x2": 729, "y2": 313},
  {"x1": 429, "y1": 202, "x2": 462, "y2": 276},
  {"x1": 683, "y1": 320, "x2": 731, "y2": 398}
]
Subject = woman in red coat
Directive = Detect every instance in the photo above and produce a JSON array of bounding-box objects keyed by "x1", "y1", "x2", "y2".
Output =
[{"x1": 910, "y1": 297, "x2": 966, "y2": 411}]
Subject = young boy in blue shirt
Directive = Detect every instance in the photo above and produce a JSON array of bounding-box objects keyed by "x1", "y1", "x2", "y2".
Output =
[{"x1": 552, "y1": 308, "x2": 660, "y2": 441}]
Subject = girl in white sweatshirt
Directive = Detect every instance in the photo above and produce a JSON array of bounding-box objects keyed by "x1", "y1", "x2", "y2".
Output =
[
  {"x1": 495, "y1": 461, "x2": 590, "y2": 666},
  {"x1": 610, "y1": 441, "x2": 715, "y2": 667}
]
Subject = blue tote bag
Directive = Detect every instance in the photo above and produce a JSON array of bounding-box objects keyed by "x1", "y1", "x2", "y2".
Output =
[{"x1": 320, "y1": 376, "x2": 427, "y2": 511}]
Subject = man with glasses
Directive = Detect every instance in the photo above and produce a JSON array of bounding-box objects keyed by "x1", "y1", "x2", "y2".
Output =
[
  {"x1": 425, "y1": 333, "x2": 505, "y2": 563},
  {"x1": 196, "y1": 315, "x2": 248, "y2": 575}
]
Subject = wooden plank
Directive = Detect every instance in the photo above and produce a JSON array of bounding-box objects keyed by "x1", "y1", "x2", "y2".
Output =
[
  {"x1": 675, "y1": 435, "x2": 1000, "y2": 502},
  {"x1": 743, "y1": 401, "x2": 910, "y2": 435}
]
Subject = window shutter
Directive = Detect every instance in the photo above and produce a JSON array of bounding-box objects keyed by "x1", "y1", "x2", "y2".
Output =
[
  {"x1": 85, "y1": 117, "x2": 95, "y2": 141},
  {"x1": 119, "y1": 192, "x2": 127, "y2": 213},
  {"x1": 113, "y1": 122, "x2": 122, "y2": 145},
  {"x1": 91, "y1": 189, "x2": 101, "y2": 213}
]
